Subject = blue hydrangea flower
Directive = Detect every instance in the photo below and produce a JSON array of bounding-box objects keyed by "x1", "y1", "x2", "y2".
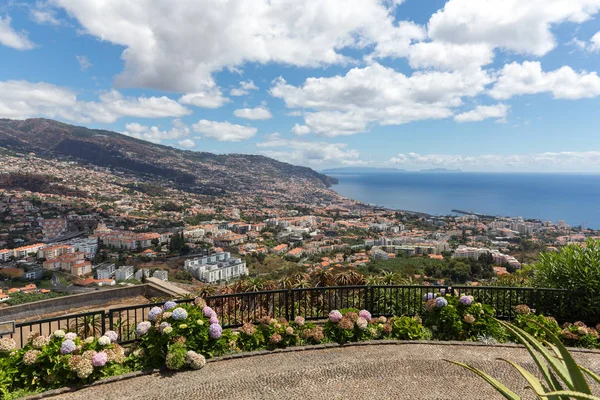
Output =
[
  {"x1": 163, "y1": 301, "x2": 177, "y2": 311},
  {"x1": 172, "y1": 307, "x2": 188, "y2": 321},
  {"x1": 135, "y1": 321, "x2": 152, "y2": 336},
  {"x1": 423, "y1": 292, "x2": 435, "y2": 301},
  {"x1": 459, "y1": 295, "x2": 473, "y2": 306},
  {"x1": 159, "y1": 322, "x2": 171, "y2": 333},
  {"x1": 103, "y1": 330, "x2": 118, "y2": 342},
  {"x1": 208, "y1": 323, "x2": 222, "y2": 339},
  {"x1": 148, "y1": 306, "x2": 163, "y2": 321},
  {"x1": 440, "y1": 289, "x2": 446, "y2": 296},
  {"x1": 60, "y1": 339, "x2": 76, "y2": 354},
  {"x1": 435, "y1": 297, "x2": 448, "y2": 308}
]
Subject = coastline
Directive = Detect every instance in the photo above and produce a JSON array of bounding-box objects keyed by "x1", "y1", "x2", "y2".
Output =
[{"x1": 327, "y1": 171, "x2": 600, "y2": 228}]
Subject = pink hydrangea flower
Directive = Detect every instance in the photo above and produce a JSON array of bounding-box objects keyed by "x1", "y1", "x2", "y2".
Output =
[
  {"x1": 92, "y1": 351, "x2": 108, "y2": 367},
  {"x1": 329, "y1": 310, "x2": 342, "y2": 323},
  {"x1": 358, "y1": 310, "x2": 372, "y2": 322}
]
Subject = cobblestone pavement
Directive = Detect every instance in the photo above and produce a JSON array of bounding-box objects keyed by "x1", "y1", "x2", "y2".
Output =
[{"x1": 49, "y1": 343, "x2": 600, "y2": 400}]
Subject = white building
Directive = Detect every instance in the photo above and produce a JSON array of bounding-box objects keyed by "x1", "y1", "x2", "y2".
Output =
[
  {"x1": 184, "y1": 252, "x2": 247, "y2": 283},
  {"x1": 153, "y1": 270, "x2": 168, "y2": 281},
  {"x1": 95, "y1": 263, "x2": 115, "y2": 279},
  {"x1": 115, "y1": 265, "x2": 134, "y2": 281}
]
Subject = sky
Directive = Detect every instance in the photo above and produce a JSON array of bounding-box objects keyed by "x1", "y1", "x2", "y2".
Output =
[{"x1": 1, "y1": 0, "x2": 600, "y2": 172}]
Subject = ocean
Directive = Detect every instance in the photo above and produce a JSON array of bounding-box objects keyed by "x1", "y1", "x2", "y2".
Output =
[{"x1": 328, "y1": 172, "x2": 600, "y2": 229}]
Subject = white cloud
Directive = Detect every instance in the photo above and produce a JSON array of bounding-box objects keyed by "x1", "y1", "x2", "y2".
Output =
[
  {"x1": 123, "y1": 119, "x2": 191, "y2": 144},
  {"x1": 454, "y1": 104, "x2": 509, "y2": 123},
  {"x1": 408, "y1": 42, "x2": 494, "y2": 71},
  {"x1": 90, "y1": 90, "x2": 191, "y2": 121},
  {"x1": 230, "y1": 80, "x2": 258, "y2": 96},
  {"x1": 179, "y1": 80, "x2": 229, "y2": 108},
  {"x1": 257, "y1": 134, "x2": 361, "y2": 165},
  {"x1": 489, "y1": 61, "x2": 600, "y2": 100},
  {"x1": 0, "y1": 80, "x2": 191, "y2": 123},
  {"x1": 589, "y1": 31, "x2": 600, "y2": 52},
  {"x1": 52, "y1": 0, "x2": 428, "y2": 92},
  {"x1": 270, "y1": 63, "x2": 492, "y2": 136},
  {"x1": 30, "y1": 2, "x2": 62, "y2": 26},
  {"x1": 390, "y1": 151, "x2": 600, "y2": 169},
  {"x1": 0, "y1": 16, "x2": 35, "y2": 50},
  {"x1": 192, "y1": 120, "x2": 257, "y2": 142},
  {"x1": 234, "y1": 106, "x2": 272, "y2": 120},
  {"x1": 291, "y1": 123, "x2": 311, "y2": 135},
  {"x1": 76, "y1": 55, "x2": 92, "y2": 70},
  {"x1": 427, "y1": 0, "x2": 600, "y2": 57},
  {"x1": 178, "y1": 138, "x2": 196, "y2": 149}
]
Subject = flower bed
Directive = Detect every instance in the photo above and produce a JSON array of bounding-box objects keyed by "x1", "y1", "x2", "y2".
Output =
[{"x1": 1, "y1": 292, "x2": 598, "y2": 398}]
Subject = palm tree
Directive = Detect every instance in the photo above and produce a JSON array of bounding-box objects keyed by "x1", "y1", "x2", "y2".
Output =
[
  {"x1": 244, "y1": 277, "x2": 264, "y2": 292},
  {"x1": 311, "y1": 269, "x2": 333, "y2": 287},
  {"x1": 69, "y1": 315, "x2": 104, "y2": 338}
]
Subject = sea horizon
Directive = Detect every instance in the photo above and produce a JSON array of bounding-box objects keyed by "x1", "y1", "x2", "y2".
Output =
[{"x1": 328, "y1": 171, "x2": 600, "y2": 229}]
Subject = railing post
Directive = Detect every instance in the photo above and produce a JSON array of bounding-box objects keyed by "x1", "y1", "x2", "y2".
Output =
[
  {"x1": 287, "y1": 290, "x2": 294, "y2": 321},
  {"x1": 107, "y1": 309, "x2": 113, "y2": 331},
  {"x1": 101, "y1": 310, "x2": 107, "y2": 334}
]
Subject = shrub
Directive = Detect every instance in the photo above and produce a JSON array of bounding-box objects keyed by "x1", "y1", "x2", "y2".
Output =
[
  {"x1": 0, "y1": 330, "x2": 130, "y2": 394},
  {"x1": 423, "y1": 293, "x2": 507, "y2": 342},
  {"x1": 512, "y1": 306, "x2": 561, "y2": 342},
  {"x1": 324, "y1": 308, "x2": 384, "y2": 344},
  {"x1": 133, "y1": 302, "x2": 233, "y2": 369},
  {"x1": 532, "y1": 239, "x2": 600, "y2": 321},
  {"x1": 389, "y1": 316, "x2": 429, "y2": 340}
]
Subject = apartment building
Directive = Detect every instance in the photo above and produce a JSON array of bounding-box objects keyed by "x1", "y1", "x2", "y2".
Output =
[{"x1": 184, "y1": 252, "x2": 247, "y2": 283}]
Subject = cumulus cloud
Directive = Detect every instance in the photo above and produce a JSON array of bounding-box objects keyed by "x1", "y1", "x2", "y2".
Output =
[
  {"x1": 589, "y1": 31, "x2": 600, "y2": 52},
  {"x1": 76, "y1": 55, "x2": 92, "y2": 70},
  {"x1": 234, "y1": 106, "x2": 272, "y2": 120},
  {"x1": 390, "y1": 151, "x2": 600, "y2": 169},
  {"x1": 489, "y1": 61, "x2": 600, "y2": 100},
  {"x1": 178, "y1": 138, "x2": 196, "y2": 149},
  {"x1": 408, "y1": 42, "x2": 494, "y2": 71},
  {"x1": 454, "y1": 104, "x2": 509, "y2": 123},
  {"x1": 192, "y1": 120, "x2": 257, "y2": 142},
  {"x1": 123, "y1": 119, "x2": 191, "y2": 144},
  {"x1": 52, "y1": 0, "x2": 428, "y2": 92},
  {"x1": 256, "y1": 133, "x2": 361, "y2": 165},
  {"x1": 230, "y1": 80, "x2": 258, "y2": 96},
  {"x1": 291, "y1": 123, "x2": 311, "y2": 135},
  {"x1": 0, "y1": 80, "x2": 191, "y2": 123},
  {"x1": 270, "y1": 63, "x2": 492, "y2": 136},
  {"x1": 0, "y1": 16, "x2": 35, "y2": 50},
  {"x1": 428, "y1": 0, "x2": 600, "y2": 56},
  {"x1": 178, "y1": 80, "x2": 229, "y2": 108}
]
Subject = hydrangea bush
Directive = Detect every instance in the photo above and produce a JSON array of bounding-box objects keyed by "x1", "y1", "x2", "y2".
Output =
[
  {"x1": 131, "y1": 301, "x2": 235, "y2": 370},
  {"x1": 324, "y1": 308, "x2": 388, "y2": 344},
  {"x1": 0, "y1": 329, "x2": 129, "y2": 395},
  {"x1": 2, "y1": 295, "x2": 599, "y2": 397},
  {"x1": 422, "y1": 293, "x2": 508, "y2": 342}
]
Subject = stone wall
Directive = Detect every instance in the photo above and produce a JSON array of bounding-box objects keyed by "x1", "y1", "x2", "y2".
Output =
[{"x1": 0, "y1": 284, "x2": 171, "y2": 322}]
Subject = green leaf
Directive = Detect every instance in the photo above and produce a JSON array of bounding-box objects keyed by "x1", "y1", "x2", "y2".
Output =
[
  {"x1": 580, "y1": 366, "x2": 600, "y2": 386},
  {"x1": 538, "y1": 324, "x2": 592, "y2": 394},
  {"x1": 543, "y1": 391, "x2": 600, "y2": 400},
  {"x1": 498, "y1": 321, "x2": 564, "y2": 391},
  {"x1": 444, "y1": 360, "x2": 520, "y2": 400},
  {"x1": 499, "y1": 358, "x2": 548, "y2": 397}
]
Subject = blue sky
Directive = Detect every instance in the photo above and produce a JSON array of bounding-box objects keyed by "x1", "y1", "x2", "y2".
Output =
[{"x1": 1, "y1": 0, "x2": 600, "y2": 172}]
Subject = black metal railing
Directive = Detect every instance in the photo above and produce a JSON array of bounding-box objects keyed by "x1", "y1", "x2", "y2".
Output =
[
  {"x1": 2, "y1": 310, "x2": 106, "y2": 348},
  {"x1": 0, "y1": 285, "x2": 584, "y2": 348}
]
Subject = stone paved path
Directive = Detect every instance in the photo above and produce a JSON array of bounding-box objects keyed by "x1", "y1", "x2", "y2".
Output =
[{"x1": 49, "y1": 343, "x2": 600, "y2": 400}]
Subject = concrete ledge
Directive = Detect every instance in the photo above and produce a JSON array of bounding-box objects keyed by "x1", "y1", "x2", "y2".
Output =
[{"x1": 21, "y1": 340, "x2": 600, "y2": 399}]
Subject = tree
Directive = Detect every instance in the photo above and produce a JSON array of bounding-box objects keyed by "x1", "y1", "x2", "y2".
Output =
[{"x1": 532, "y1": 239, "x2": 600, "y2": 321}]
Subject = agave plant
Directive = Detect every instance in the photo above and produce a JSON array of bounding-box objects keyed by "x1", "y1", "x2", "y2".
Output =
[{"x1": 446, "y1": 319, "x2": 600, "y2": 399}]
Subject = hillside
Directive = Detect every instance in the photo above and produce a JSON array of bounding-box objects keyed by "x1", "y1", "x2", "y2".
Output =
[{"x1": 0, "y1": 118, "x2": 338, "y2": 199}]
